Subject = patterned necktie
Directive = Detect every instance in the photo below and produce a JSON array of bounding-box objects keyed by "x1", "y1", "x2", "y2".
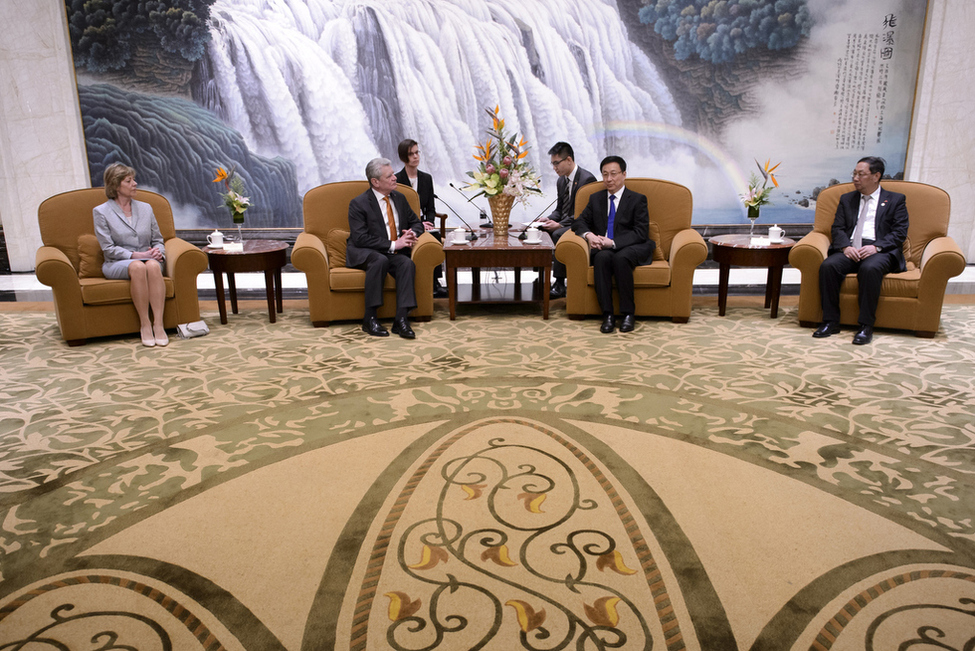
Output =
[
  {"x1": 607, "y1": 194, "x2": 616, "y2": 240},
  {"x1": 384, "y1": 196, "x2": 397, "y2": 240},
  {"x1": 852, "y1": 195, "x2": 869, "y2": 248},
  {"x1": 558, "y1": 176, "x2": 569, "y2": 221}
]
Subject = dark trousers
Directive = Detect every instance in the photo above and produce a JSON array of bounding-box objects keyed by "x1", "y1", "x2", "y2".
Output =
[
  {"x1": 591, "y1": 242, "x2": 653, "y2": 315},
  {"x1": 551, "y1": 226, "x2": 571, "y2": 280},
  {"x1": 819, "y1": 249, "x2": 897, "y2": 326},
  {"x1": 354, "y1": 248, "x2": 416, "y2": 314}
]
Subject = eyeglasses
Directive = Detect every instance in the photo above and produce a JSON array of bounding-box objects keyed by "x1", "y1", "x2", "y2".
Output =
[
  {"x1": 851, "y1": 171, "x2": 875, "y2": 179},
  {"x1": 551, "y1": 157, "x2": 567, "y2": 167},
  {"x1": 602, "y1": 171, "x2": 623, "y2": 179}
]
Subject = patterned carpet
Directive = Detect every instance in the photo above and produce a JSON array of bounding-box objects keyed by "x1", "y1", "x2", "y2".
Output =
[{"x1": 1, "y1": 303, "x2": 974, "y2": 650}]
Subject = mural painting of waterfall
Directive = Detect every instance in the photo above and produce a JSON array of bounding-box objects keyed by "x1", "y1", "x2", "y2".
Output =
[{"x1": 66, "y1": 0, "x2": 928, "y2": 229}]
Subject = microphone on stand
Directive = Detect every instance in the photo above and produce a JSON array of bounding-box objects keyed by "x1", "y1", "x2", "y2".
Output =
[
  {"x1": 434, "y1": 194, "x2": 479, "y2": 241},
  {"x1": 517, "y1": 198, "x2": 557, "y2": 240},
  {"x1": 449, "y1": 182, "x2": 491, "y2": 227}
]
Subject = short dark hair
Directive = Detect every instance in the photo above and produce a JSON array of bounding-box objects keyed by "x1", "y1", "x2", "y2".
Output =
[
  {"x1": 858, "y1": 156, "x2": 886, "y2": 177},
  {"x1": 548, "y1": 142, "x2": 574, "y2": 160},
  {"x1": 600, "y1": 155, "x2": 626, "y2": 174},
  {"x1": 398, "y1": 139, "x2": 418, "y2": 164}
]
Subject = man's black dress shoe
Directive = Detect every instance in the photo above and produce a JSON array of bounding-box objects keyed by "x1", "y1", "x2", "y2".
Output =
[
  {"x1": 391, "y1": 317, "x2": 416, "y2": 339},
  {"x1": 433, "y1": 280, "x2": 448, "y2": 299},
  {"x1": 550, "y1": 279, "x2": 566, "y2": 299},
  {"x1": 600, "y1": 314, "x2": 616, "y2": 333},
  {"x1": 362, "y1": 316, "x2": 389, "y2": 337},
  {"x1": 852, "y1": 325, "x2": 873, "y2": 345},
  {"x1": 812, "y1": 321, "x2": 841, "y2": 338},
  {"x1": 619, "y1": 314, "x2": 636, "y2": 333}
]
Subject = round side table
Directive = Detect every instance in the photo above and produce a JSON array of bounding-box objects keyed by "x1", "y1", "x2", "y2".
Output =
[
  {"x1": 709, "y1": 234, "x2": 795, "y2": 318},
  {"x1": 203, "y1": 240, "x2": 288, "y2": 324}
]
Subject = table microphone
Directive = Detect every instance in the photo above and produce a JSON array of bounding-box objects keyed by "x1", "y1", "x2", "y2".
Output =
[
  {"x1": 434, "y1": 194, "x2": 479, "y2": 240},
  {"x1": 517, "y1": 198, "x2": 557, "y2": 240},
  {"x1": 449, "y1": 182, "x2": 491, "y2": 227}
]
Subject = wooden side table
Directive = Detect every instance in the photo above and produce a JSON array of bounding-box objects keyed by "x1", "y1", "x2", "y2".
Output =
[
  {"x1": 709, "y1": 234, "x2": 795, "y2": 318},
  {"x1": 204, "y1": 240, "x2": 288, "y2": 324},
  {"x1": 444, "y1": 231, "x2": 553, "y2": 320}
]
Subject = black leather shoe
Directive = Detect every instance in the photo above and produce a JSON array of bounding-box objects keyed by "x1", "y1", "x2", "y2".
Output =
[
  {"x1": 812, "y1": 321, "x2": 841, "y2": 338},
  {"x1": 433, "y1": 280, "x2": 448, "y2": 299},
  {"x1": 619, "y1": 314, "x2": 636, "y2": 333},
  {"x1": 391, "y1": 317, "x2": 416, "y2": 339},
  {"x1": 600, "y1": 314, "x2": 616, "y2": 333},
  {"x1": 852, "y1": 325, "x2": 873, "y2": 345},
  {"x1": 549, "y1": 279, "x2": 566, "y2": 299},
  {"x1": 362, "y1": 316, "x2": 389, "y2": 337}
]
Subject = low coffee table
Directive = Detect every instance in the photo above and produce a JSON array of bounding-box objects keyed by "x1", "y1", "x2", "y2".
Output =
[
  {"x1": 709, "y1": 234, "x2": 795, "y2": 318},
  {"x1": 444, "y1": 230, "x2": 553, "y2": 320},
  {"x1": 203, "y1": 239, "x2": 288, "y2": 324}
]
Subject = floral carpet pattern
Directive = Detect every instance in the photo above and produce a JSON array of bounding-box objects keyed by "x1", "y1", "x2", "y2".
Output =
[{"x1": 0, "y1": 304, "x2": 974, "y2": 650}]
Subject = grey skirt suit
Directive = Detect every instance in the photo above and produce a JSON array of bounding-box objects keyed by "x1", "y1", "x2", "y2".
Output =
[{"x1": 93, "y1": 199, "x2": 166, "y2": 279}]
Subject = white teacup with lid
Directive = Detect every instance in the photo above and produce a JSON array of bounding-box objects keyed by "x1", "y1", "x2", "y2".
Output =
[
  {"x1": 452, "y1": 227, "x2": 467, "y2": 244},
  {"x1": 207, "y1": 230, "x2": 224, "y2": 247},
  {"x1": 525, "y1": 226, "x2": 541, "y2": 243},
  {"x1": 768, "y1": 225, "x2": 784, "y2": 243}
]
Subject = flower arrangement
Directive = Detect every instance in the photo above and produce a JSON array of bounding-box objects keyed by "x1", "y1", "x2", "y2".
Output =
[
  {"x1": 212, "y1": 165, "x2": 250, "y2": 224},
  {"x1": 465, "y1": 106, "x2": 541, "y2": 206},
  {"x1": 740, "y1": 158, "x2": 780, "y2": 210}
]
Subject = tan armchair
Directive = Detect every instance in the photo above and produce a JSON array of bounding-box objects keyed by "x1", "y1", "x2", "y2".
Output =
[
  {"x1": 789, "y1": 181, "x2": 966, "y2": 337},
  {"x1": 292, "y1": 182, "x2": 444, "y2": 326},
  {"x1": 35, "y1": 188, "x2": 208, "y2": 346},
  {"x1": 555, "y1": 178, "x2": 708, "y2": 322}
]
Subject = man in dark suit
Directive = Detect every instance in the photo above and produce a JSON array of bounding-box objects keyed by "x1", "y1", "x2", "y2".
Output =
[
  {"x1": 813, "y1": 156, "x2": 908, "y2": 345},
  {"x1": 572, "y1": 156, "x2": 655, "y2": 333},
  {"x1": 535, "y1": 142, "x2": 597, "y2": 299},
  {"x1": 395, "y1": 139, "x2": 447, "y2": 298},
  {"x1": 347, "y1": 157, "x2": 425, "y2": 338}
]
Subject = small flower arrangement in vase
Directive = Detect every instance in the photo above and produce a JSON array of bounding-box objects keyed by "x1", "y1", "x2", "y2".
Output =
[
  {"x1": 465, "y1": 106, "x2": 541, "y2": 237},
  {"x1": 213, "y1": 166, "x2": 251, "y2": 244},
  {"x1": 740, "y1": 158, "x2": 780, "y2": 236}
]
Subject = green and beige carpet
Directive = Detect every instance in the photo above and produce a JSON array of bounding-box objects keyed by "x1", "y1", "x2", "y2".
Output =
[{"x1": 1, "y1": 303, "x2": 974, "y2": 650}]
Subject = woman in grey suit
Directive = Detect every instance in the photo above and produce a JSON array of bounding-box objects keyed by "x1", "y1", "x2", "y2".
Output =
[{"x1": 93, "y1": 163, "x2": 169, "y2": 347}]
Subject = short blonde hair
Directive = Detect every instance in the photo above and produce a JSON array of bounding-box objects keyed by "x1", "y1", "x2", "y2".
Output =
[{"x1": 103, "y1": 163, "x2": 136, "y2": 200}]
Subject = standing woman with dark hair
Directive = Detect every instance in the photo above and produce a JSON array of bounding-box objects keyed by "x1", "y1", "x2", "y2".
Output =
[
  {"x1": 395, "y1": 139, "x2": 447, "y2": 297},
  {"x1": 93, "y1": 163, "x2": 169, "y2": 347}
]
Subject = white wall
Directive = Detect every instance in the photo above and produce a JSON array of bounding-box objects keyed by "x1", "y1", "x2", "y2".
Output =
[
  {"x1": 0, "y1": 0, "x2": 971, "y2": 272},
  {"x1": 906, "y1": 0, "x2": 975, "y2": 261},
  {"x1": 0, "y1": 0, "x2": 89, "y2": 272}
]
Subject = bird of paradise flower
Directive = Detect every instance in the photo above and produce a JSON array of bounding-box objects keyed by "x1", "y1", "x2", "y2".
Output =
[{"x1": 465, "y1": 105, "x2": 541, "y2": 206}]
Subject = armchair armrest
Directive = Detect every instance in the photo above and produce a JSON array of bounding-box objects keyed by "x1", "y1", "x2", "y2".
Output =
[
  {"x1": 555, "y1": 232, "x2": 591, "y2": 314},
  {"x1": 668, "y1": 228, "x2": 707, "y2": 268},
  {"x1": 412, "y1": 232, "x2": 445, "y2": 318},
  {"x1": 292, "y1": 232, "x2": 329, "y2": 274},
  {"x1": 165, "y1": 237, "x2": 208, "y2": 323},
  {"x1": 788, "y1": 232, "x2": 830, "y2": 272},
  {"x1": 36, "y1": 246, "x2": 80, "y2": 291},
  {"x1": 918, "y1": 236, "x2": 966, "y2": 294},
  {"x1": 36, "y1": 245, "x2": 86, "y2": 342}
]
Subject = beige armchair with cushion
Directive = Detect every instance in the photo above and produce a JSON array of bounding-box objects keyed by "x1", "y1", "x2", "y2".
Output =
[
  {"x1": 555, "y1": 178, "x2": 708, "y2": 322},
  {"x1": 789, "y1": 181, "x2": 966, "y2": 337},
  {"x1": 292, "y1": 182, "x2": 444, "y2": 326},
  {"x1": 36, "y1": 188, "x2": 208, "y2": 346}
]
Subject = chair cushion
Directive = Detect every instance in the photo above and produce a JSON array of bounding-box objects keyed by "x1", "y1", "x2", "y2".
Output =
[
  {"x1": 329, "y1": 267, "x2": 396, "y2": 292},
  {"x1": 77, "y1": 234, "x2": 104, "y2": 278},
  {"x1": 326, "y1": 229, "x2": 349, "y2": 269},
  {"x1": 586, "y1": 260, "x2": 671, "y2": 288},
  {"x1": 649, "y1": 222, "x2": 665, "y2": 261},
  {"x1": 80, "y1": 277, "x2": 175, "y2": 305},
  {"x1": 840, "y1": 269, "x2": 920, "y2": 299}
]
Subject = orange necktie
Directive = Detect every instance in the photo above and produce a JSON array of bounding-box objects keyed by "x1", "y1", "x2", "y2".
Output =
[{"x1": 384, "y1": 196, "x2": 397, "y2": 240}]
